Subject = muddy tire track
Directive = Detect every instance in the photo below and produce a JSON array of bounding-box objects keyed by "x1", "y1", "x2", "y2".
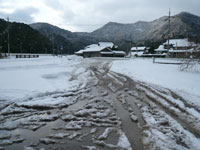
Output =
[
  {"x1": 92, "y1": 61, "x2": 145, "y2": 150},
  {"x1": 136, "y1": 82, "x2": 200, "y2": 138}
]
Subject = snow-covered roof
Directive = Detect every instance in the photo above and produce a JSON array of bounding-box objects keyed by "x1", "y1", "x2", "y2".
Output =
[
  {"x1": 113, "y1": 51, "x2": 126, "y2": 55},
  {"x1": 113, "y1": 45, "x2": 119, "y2": 49},
  {"x1": 76, "y1": 42, "x2": 114, "y2": 53},
  {"x1": 169, "y1": 49, "x2": 194, "y2": 53},
  {"x1": 155, "y1": 45, "x2": 168, "y2": 52},
  {"x1": 131, "y1": 47, "x2": 146, "y2": 51},
  {"x1": 100, "y1": 51, "x2": 125, "y2": 55},
  {"x1": 75, "y1": 50, "x2": 84, "y2": 54},
  {"x1": 98, "y1": 42, "x2": 114, "y2": 48},
  {"x1": 100, "y1": 52, "x2": 114, "y2": 55},
  {"x1": 131, "y1": 51, "x2": 144, "y2": 56},
  {"x1": 163, "y1": 38, "x2": 192, "y2": 47},
  {"x1": 142, "y1": 53, "x2": 167, "y2": 56}
]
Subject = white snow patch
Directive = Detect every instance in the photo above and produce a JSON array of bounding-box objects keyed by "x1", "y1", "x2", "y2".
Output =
[
  {"x1": 40, "y1": 138, "x2": 57, "y2": 144},
  {"x1": 98, "y1": 128, "x2": 113, "y2": 140},
  {"x1": 111, "y1": 58, "x2": 200, "y2": 106},
  {"x1": 117, "y1": 131, "x2": 132, "y2": 150},
  {"x1": 141, "y1": 105, "x2": 200, "y2": 150},
  {"x1": 90, "y1": 128, "x2": 97, "y2": 134},
  {"x1": 67, "y1": 132, "x2": 81, "y2": 140},
  {"x1": 61, "y1": 114, "x2": 76, "y2": 121},
  {"x1": 0, "y1": 55, "x2": 83, "y2": 102},
  {"x1": 48, "y1": 133, "x2": 69, "y2": 139},
  {"x1": 65, "y1": 121, "x2": 82, "y2": 130},
  {"x1": 82, "y1": 145, "x2": 98, "y2": 150},
  {"x1": 74, "y1": 108, "x2": 97, "y2": 117}
]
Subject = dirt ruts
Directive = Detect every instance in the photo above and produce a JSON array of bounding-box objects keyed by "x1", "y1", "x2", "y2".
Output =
[{"x1": 1, "y1": 58, "x2": 200, "y2": 150}]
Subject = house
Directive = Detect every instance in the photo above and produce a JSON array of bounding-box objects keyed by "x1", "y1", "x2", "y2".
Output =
[
  {"x1": 131, "y1": 46, "x2": 146, "y2": 57},
  {"x1": 112, "y1": 51, "x2": 126, "y2": 57},
  {"x1": 75, "y1": 42, "x2": 125, "y2": 58},
  {"x1": 163, "y1": 38, "x2": 194, "y2": 50},
  {"x1": 154, "y1": 45, "x2": 168, "y2": 54},
  {"x1": 169, "y1": 49, "x2": 195, "y2": 58},
  {"x1": 166, "y1": 39, "x2": 197, "y2": 58},
  {"x1": 155, "y1": 38, "x2": 198, "y2": 58},
  {"x1": 153, "y1": 45, "x2": 168, "y2": 57}
]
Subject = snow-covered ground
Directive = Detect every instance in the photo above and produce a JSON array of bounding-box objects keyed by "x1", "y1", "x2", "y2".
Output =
[
  {"x1": 0, "y1": 56, "x2": 83, "y2": 102},
  {"x1": 111, "y1": 57, "x2": 200, "y2": 150},
  {"x1": 111, "y1": 58, "x2": 200, "y2": 105},
  {"x1": 1, "y1": 56, "x2": 200, "y2": 150}
]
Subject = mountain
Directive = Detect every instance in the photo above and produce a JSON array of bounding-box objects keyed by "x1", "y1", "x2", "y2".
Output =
[
  {"x1": 30, "y1": 23, "x2": 102, "y2": 53},
  {"x1": 30, "y1": 12, "x2": 200, "y2": 53},
  {"x1": 1, "y1": 12, "x2": 200, "y2": 54},
  {"x1": 91, "y1": 12, "x2": 200, "y2": 45},
  {"x1": 145, "y1": 12, "x2": 200, "y2": 42},
  {"x1": 91, "y1": 21, "x2": 150, "y2": 42},
  {"x1": 30, "y1": 23, "x2": 76, "y2": 40},
  {"x1": 0, "y1": 19, "x2": 52, "y2": 54}
]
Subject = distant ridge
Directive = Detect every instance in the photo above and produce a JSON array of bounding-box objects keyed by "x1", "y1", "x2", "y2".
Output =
[
  {"x1": 31, "y1": 12, "x2": 200, "y2": 52},
  {"x1": 91, "y1": 12, "x2": 200, "y2": 43},
  {"x1": 0, "y1": 19, "x2": 52, "y2": 54},
  {"x1": 1, "y1": 11, "x2": 200, "y2": 54}
]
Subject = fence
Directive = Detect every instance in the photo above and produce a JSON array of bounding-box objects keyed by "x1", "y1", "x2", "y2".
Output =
[
  {"x1": 153, "y1": 57, "x2": 183, "y2": 65},
  {"x1": 16, "y1": 54, "x2": 39, "y2": 58}
]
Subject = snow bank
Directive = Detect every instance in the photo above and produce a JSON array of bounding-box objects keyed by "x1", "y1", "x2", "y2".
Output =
[
  {"x1": 111, "y1": 58, "x2": 200, "y2": 102},
  {"x1": 0, "y1": 55, "x2": 83, "y2": 101}
]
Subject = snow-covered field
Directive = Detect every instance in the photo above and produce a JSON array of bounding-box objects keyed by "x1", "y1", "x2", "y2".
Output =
[
  {"x1": 0, "y1": 56, "x2": 83, "y2": 102},
  {"x1": 111, "y1": 57, "x2": 200, "y2": 150},
  {"x1": 2, "y1": 56, "x2": 199, "y2": 104},
  {"x1": 0, "y1": 56, "x2": 134, "y2": 150},
  {"x1": 111, "y1": 58, "x2": 200, "y2": 105},
  {"x1": 1, "y1": 56, "x2": 200, "y2": 150}
]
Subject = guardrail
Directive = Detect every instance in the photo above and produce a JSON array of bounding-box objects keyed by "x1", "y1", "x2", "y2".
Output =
[
  {"x1": 153, "y1": 57, "x2": 184, "y2": 65},
  {"x1": 16, "y1": 54, "x2": 39, "y2": 58}
]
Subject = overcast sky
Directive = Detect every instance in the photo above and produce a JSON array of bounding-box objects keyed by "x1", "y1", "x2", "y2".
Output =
[{"x1": 0, "y1": 0, "x2": 199, "y2": 32}]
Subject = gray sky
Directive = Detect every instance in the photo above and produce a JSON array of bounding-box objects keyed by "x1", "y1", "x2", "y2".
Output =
[{"x1": 0, "y1": 0, "x2": 199, "y2": 32}]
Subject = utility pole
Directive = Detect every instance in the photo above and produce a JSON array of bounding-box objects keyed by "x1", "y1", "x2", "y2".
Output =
[
  {"x1": 136, "y1": 41, "x2": 138, "y2": 56},
  {"x1": 129, "y1": 42, "x2": 132, "y2": 58},
  {"x1": 20, "y1": 42, "x2": 22, "y2": 53},
  {"x1": 60, "y1": 45, "x2": 63, "y2": 57},
  {"x1": 51, "y1": 35, "x2": 55, "y2": 56},
  {"x1": 167, "y1": 9, "x2": 171, "y2": 56},
  {"x1": 7, "y1": 16, "x2": 10, "y2": 57}
]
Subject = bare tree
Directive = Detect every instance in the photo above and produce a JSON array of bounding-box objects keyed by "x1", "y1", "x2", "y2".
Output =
[{"x1": 180, "y1": 45, "x2": 200, "y2": 71}]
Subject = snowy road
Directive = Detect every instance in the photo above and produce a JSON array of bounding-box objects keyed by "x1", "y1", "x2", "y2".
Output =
[{"x1": 0, "y1": 57, "x2": 200, "y2": 150}]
